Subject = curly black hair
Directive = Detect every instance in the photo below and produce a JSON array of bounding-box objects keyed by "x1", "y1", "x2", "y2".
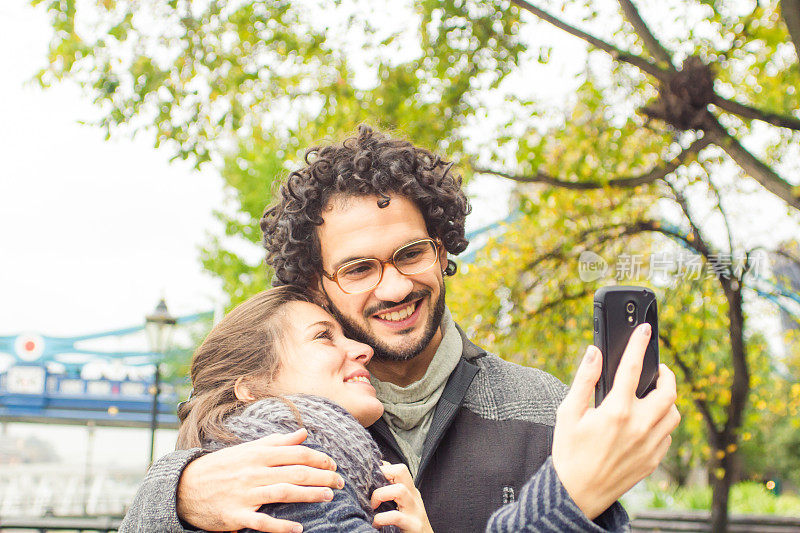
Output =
[{"x1": 260, "y1": 124, "x2": 471, "y2": 288}]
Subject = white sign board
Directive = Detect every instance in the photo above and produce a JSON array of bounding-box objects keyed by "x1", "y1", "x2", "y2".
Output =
[{"x1": 7, "y1": 366, "x2": 46, "y2": 394}]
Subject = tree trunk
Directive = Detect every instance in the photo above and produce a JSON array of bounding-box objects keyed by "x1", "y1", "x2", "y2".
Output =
[
  {"x1": 709, "y1": 439, "x2": 735, "y2": 532},
  {"x1": 708, "y1": 282, "x2": 750, "y2": 533}
]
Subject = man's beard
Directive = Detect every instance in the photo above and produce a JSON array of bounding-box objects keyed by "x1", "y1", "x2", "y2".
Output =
[{"x1": 327, "y1": 284, "x2": 446, "y2": 362}]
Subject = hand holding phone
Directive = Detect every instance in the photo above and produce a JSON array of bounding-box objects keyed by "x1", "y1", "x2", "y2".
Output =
[
  {"x1": 551, "y1": 311, "x2": 679, "y2": 520},
  {"x1": 593, "y1": 285, "x2": 659, "y2": 406}
]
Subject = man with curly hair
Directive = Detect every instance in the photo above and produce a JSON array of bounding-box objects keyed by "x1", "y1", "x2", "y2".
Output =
[{"x1": 126, "y1": 125, "x2": 679, "y2": 532}]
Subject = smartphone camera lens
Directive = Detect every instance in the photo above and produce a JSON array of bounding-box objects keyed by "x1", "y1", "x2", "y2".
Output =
[{"x1": 626, "y1": 301, "x2": 637, "y2": 324}]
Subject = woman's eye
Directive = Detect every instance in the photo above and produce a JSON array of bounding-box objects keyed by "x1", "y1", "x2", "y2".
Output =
[{"x1": 315, "y1": 329, "x2": 333, "y2": 340}]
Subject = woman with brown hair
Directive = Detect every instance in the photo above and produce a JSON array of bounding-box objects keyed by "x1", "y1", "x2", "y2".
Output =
[{"x1": 122, "y1": 285, "x2": 432, "y2": 533}]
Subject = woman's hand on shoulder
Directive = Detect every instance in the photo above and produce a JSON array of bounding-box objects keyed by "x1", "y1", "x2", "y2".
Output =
[{"x1": 371, "y1": 463, "x2": 434, "y2": 533}]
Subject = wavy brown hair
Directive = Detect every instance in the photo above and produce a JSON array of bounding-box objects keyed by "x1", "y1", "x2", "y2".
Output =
[
  {"x1": 176, "y1": 285, "x2": 312, "y2": 449},
  {"x1": 260, "y1": 124, "x2": 471, "y2": 288}
]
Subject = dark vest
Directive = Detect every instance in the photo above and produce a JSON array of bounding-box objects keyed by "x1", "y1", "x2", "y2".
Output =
[{"x1": 367, "y1": 333, "x2": 556, "y2": 533}]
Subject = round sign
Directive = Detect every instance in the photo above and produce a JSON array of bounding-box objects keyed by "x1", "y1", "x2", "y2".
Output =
[{"x1": 15, "y1": 333, "x2": 45, "y2": 362}]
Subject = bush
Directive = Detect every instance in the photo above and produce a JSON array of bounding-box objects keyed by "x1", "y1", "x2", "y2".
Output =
[{"x1": 645, "y1": 482, "x2": 800, "y2": 516}]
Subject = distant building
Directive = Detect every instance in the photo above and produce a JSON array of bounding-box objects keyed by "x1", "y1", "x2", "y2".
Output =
[{"x1": 0, "y1": 433, "x2": 59, "y2": 464}]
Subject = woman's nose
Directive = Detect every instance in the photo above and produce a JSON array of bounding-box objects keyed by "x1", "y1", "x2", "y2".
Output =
[{"x1": 349, "y1": 339, "x2": 374, "y2": 365}]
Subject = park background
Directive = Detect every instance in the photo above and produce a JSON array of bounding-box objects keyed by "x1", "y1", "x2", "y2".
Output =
[{"x1": 1, "y1": 0, "x2": 800, "y2": 531}]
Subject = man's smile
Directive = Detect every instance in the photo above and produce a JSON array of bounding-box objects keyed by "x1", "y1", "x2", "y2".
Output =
[{"x1": 371, "y1": 297, "x2": 424, "y2": 330}]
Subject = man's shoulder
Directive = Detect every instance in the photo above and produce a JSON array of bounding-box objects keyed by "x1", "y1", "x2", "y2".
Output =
[{"x1": 462, "y1": 351, "x2": 568, "y2": 427}]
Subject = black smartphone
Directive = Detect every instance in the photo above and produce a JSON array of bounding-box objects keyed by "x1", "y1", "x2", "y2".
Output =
[{"x1": 593, "y1": 285, "x2": 659, "y2": 406}]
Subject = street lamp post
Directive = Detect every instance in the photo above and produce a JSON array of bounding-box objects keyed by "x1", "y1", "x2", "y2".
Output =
[{"x1": 145, "y1": 298, "x2": 176, "y2": 465}]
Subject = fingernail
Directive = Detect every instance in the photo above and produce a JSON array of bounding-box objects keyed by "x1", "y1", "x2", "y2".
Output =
[
  {"x1": 337, "y1": 476, "x2": 345, "y2": 489},
  {"x1": 291, "y1": 525, "x2": 303, "y2": 533},
  {"x1": 584, "y1": 346, "x2": 597, "y2": 363},
  {"x1": 322, "y1": 488, "x2": 334, "y2": 501},
  {"x1": 641, "y1": 323, "x2": 652, "y2": 336},
  {"x1": 329, "y1": 459, "x2": 337, "y2": 470}
]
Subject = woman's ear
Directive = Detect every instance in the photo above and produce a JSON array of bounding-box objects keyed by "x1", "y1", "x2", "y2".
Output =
[{"x1": 234, "y1": 377, "x2": 256, "y2": 401}]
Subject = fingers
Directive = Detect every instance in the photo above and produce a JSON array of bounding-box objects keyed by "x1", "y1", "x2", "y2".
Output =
[
  {"x1": 257, "y1": 444, "x2": 337, "y2": 471},
  {"x1": 249, "y1": 464, "x2": 344, "y2": 489},
  {"x1": 610, "y1": 323, "x2": 651, "y2": 400},
  {"x1": 557, "y1": 346, "x2": 602, "y2": 420},
  {"x1": 371, "y1": 483, "x2": 415, "y2": 510},
  {"x1": 380, "y1": 463, "x2": 415, "y2": 489},
  {"x1": 636, "y1": 406, "x2": 679, "y2": 477},
  {"x1": 653, "y1": 364, "x2": 677, "y2": 394},
  {"x1": 650, "y1": 434, "x2": 673, "y2": 473},
  {"x1": 250, "y1": 483, "x2": 335, "y2": 505},
  {"x1": 374, "y1": 509, "x2": 420, "y2": 531},
  {"x1": 639, "y1": 364, "x2": 678, "y2": 420},
  {"x1": 649, "y1": 404, "x2": 681, "y2": 442},
  {"x1": 255, "y1": 428, "x2": 309, "y2": 447},
  {"x1": 236, "y1": 510, "x2": 304, "y2": 533}
]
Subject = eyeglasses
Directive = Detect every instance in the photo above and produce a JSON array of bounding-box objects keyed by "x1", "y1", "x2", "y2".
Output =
[{"x1": 322, "y1": 238, "x2": 441, "y2": 294}]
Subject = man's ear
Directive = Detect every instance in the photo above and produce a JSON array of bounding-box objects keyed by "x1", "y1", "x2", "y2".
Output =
[
  {"x1": 312, "y1": 275, "x2": 330, "y2": 305},
  {"x1": 313, "y1": 274, "x2": 325, "y2": 295},
  {"x1": 234, "y1": 377, "x2": 255, "y2": 401},
  {"x1": 438, "y1": 242, "x2": 448, "y2": 272}
]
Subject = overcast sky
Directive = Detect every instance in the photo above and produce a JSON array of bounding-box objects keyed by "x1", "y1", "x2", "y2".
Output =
[
  {"x1": 0, "y1": 3, "x2": 226, "y2": 339},
  {"x1": 0, "y1": 1, "x2": 233, "y2": 466}
]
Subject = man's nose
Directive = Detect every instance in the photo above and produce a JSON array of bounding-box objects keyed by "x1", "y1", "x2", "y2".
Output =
[{"x1": 372, "y1": 264, "x2": 414, "y2": 302}]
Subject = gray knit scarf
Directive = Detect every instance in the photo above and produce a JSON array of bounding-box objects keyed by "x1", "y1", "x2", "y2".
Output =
[{"x1": 204, "y1": 395, "x2": 391, "y2": 521}]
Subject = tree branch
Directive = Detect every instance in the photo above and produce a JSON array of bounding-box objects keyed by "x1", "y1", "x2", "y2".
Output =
[
  {"x1": 703, "y1": 115, "x2": 800, "y2": 211},
  {"x1": 523, "y1": 217, "x2": 711, "y2": 272},
  {"x1": 705, "y1": 173, "x2": 735, "y2": 256},
  {"x1": 520, "y1": 222, "x2": 626, "y2": 274},
  {"x1": 660, "y1": 333, "x2": 721, "y2": 435},
  {"x1": 662, "y1": 179, "x2": 719, "y2": 271},
  {"x1": 610, "y1": 219, "x2": 717, "y2": 270},
  {"x1": 781, "y1": 0, "x2": 800, "y2": 62},
  {"x1": 712, "y1": 94, "x2": 800, "y2": 131},
  {"x1": 531, "y1": 287, "x2": 592, "y2": 317},
  {"x1": 616, "y1": 0, "x2": 674, "y2": 68},
  {"x1": 509, "y1": 0, "x2": 670, "y2": 83},
  {"x1": 474, "y1": 136, "x2": 711, "y2": 190}
]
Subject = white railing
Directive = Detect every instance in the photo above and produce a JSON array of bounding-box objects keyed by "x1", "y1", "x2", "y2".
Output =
[{"x1": 0, "y1": 463, "x2": 142, "y2": 517}]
